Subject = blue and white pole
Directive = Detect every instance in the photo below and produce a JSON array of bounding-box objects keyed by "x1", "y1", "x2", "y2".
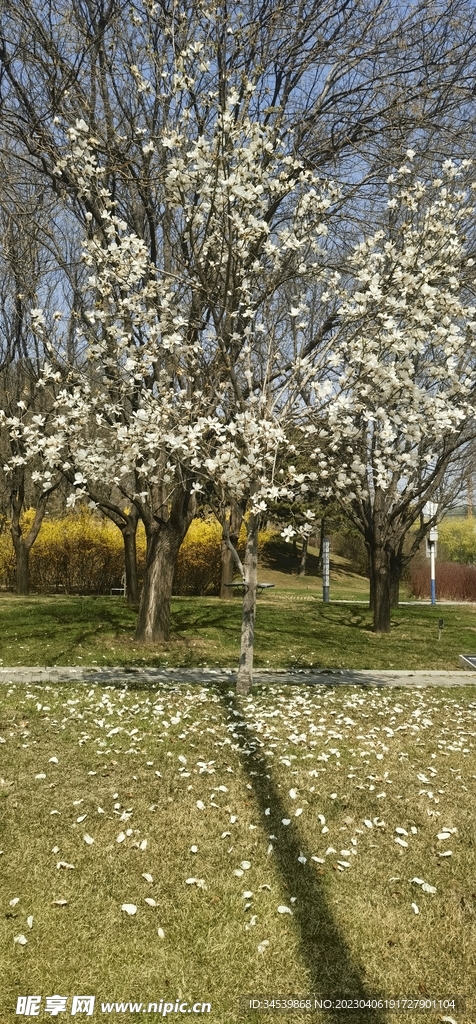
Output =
[{"x1": 428, "y1": 528, "x2": 438, "y2": 605}]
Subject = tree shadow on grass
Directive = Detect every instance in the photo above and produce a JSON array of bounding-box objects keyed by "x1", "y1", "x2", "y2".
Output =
[{"x1": 219, "y1": 688, "x2": 387, "y2": 1024}]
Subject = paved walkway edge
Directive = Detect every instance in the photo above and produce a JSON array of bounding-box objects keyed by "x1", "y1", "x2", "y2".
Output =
[{"x1": 0, "y1": 666, "x2": 476, "y2": 687}]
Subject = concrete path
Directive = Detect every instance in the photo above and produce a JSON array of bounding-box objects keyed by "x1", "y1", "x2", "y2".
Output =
[{"x1": 0, "y1": 665, "x2": 476, "y2": 688}]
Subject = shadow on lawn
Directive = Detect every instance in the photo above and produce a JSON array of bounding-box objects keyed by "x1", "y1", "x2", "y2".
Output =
[{"x1": 219, "y1": 689, "x2": 387, "y2": 1024}]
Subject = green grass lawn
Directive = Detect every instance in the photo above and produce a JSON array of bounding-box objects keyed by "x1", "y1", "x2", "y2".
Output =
[
  {"x1": 0, "y1": 590, "x2": 475, "y2": 672},
  {"x1": 1, "y1": 679, "x2": 474, "y2": 1023}
]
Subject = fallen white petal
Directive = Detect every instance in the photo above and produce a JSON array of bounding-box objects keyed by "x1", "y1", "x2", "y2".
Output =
[
  {"x1": 438, "y1": 850, "x2": 452, "y2": 857},
  {"x1": 233, "y1": 869, "x2": 244, "y2": 877},
  {"x1": 52, "y1": 899, "x2": 68, "y2": 906},
  {"x1": 13, "y1": 934, "x2": 27, "y2": 945},
  {"x1": 142, "y1": 873, "x2": 153, "y2": 883},
  {"x1": 190, "y1": 845, "x2": 198, "y2": 853},
  {"x1": 289, "y1": 788, "x2": 297, "y2": 799},
  {"x1": 311, "y1": 856, "x2": 325, "y2": 864},
  {"x1": 395, "y1": 838, "x2": 408, "y2": 848},
  {"x1": 185, "y1": 878, "x2": 197, "y2": 884},
  {"x1": 56, "y1": 862, "x2": 75, "y2": 869},
  {"x1": 257, "y1": 940, "x2": 269, "y2": 953},
  {"x1": 277, "y1": 905, "x2": 293, "y2": 915},
  {"x1": 52, "y1": 846, "x2": 60, "y2": 854},
  {"x1": 9, "y1": 898, "x2": 20, "y2": 907},
  {"x1": 196, "y1": 800, "x2": 205, "y2": 810},
  {"x1": 411, "y1": 903, "x2": 419, "y2": 914},
  {"x1": 35, "y1": 773, "x2": 46, "y2": 780},
  {"x1": 157, "y1": 927, "x2": 165, "y2": 939},
  {"x1": 363, "y1": 819, "x2": 373, "y2": 828},
  {"x1": 421, "y1": 882, "x2": 437, "y2": 894},
  {"x1": 294, "y1": 808, "x2": 303, "y2": 817},
  {"x1": 297, "y1": 854, "x2": 307, "y2": 865},
  {"x1": 27, "y1": 915, "x2": 34, "y2": 929},
  {"x1": 281, "y1": 818, "x2": 291, "y2": 826},
  {"x1": 48, "y1": 757, "x2": 59, "y2": 764},
  {"x1": 240, "y1": 861, "x2": 251, "y2": 870},
  {"x1": 83, "y1": 834, "x2": 94, "y2": 845},
  {"x1": 121, "y1": 903, "x2": 137, "y2": 915},
  {"x1": 242, "y1": 891, "x2": 253, "y2": 898},
  {"x1": 139, "y1": 839, "x2": 147, "y2": 851},
  {"x1": 77, "y1": 814, "x2": 87, "y2": 823},
  {"x1": 395, "y1": 827, "x2": 408, "y2": 836},
  {"x1": 116, "y1": 833, "x2": 126, "y2": 843},
  {"x1": 145, "y1": 898, "x2": 157, "y2": 907}
]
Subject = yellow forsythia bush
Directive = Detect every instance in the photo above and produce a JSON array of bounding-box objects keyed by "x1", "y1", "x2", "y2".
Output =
[
  {"x1": 173, "y1": 517, "x2": 223, "y2": 595},
  {"x1": 0, "y1": 508, "x2": 147, "y2": 593},
  {"x1": 0, "y1": 508, "x2": 279, "y2": 595}
]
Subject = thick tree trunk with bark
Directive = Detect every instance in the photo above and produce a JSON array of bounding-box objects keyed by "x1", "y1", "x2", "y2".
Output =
[
  {"x1": 10, "y1": 471, "x2": 58, "y2": 595},
  {"x1": 134, "y1": 485, "x2": 195, "y2": 643},
  {"x1": 389, "y1": 550, "x2": 402, "y2": 609},
  {"x1": 369, "y1": 543, "x2": 392, "y2": 632},
  {"x1": 12, "y1": 539, "x2": 30, "y2": 595},
  {"x1": 299, "y1": 537, "x2": 308, "y2": 576},
  {"x1": 220, "y1": 503, "x2": 243, "y2": 598},
  {"x1": 237, "y1": 513, "x2": 260, "y2": 694},
  {"x1": 117, "y1": 505, "x2": 140, "y2": 605}
]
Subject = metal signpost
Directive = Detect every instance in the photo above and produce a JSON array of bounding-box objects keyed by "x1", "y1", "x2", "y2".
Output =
[
  {"x1": 322, "y1": 537, "x2": 330, "y2": 603},
  {"x1": 426, "y1": 527, "x2": 438, "y2": 605},
  {"x1": 423, "y1": 502, "x2": 438, "y2": 606}
]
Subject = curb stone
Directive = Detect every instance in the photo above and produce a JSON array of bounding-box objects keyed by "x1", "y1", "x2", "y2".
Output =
[{"x1": 0, "y1": 666, "x2": 475, "y2": 688}]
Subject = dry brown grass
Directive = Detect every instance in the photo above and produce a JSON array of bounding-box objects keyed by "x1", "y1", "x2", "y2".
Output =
[{"x1": 0, "y1": 680, "x2": 474, "y2": 1024}]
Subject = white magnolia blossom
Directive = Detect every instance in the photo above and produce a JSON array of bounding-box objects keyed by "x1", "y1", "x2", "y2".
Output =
[
  {"x1": 305, "y1": 161, "x2": 476, "y2": 518},
  {"x1": 21, "y1": 82, "x2": 337, "y2": 520}
]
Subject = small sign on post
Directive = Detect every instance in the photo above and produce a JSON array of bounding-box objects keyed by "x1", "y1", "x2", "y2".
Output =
[{"x1": 322, "y1": 537, "x2": 330, "y2": 603}]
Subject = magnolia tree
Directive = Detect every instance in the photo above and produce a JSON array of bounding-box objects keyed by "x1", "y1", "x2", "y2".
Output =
[
  {"x1": 305, "y1": 157, "x2": 476, "y2": 632},
  {"x1": 21, "y1": 103, "x2": 338, "y2": 660}
]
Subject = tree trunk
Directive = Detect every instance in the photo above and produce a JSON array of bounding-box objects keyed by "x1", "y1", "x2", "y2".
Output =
[
  {"x1": 299, "y1": 537, "x2": 308, "y2": 576},
  {"x1": 220, "y1": 502, "x2": 244, "y2": 598},
  {"x1": 389, "y1": 550, "x2": 402, "y2": 609},
  {"x1": 12, "y1": 537, "x2": 30, "y2": 595},
  {"x1": 368, "y1": 547, "x2": 374, "y2": 611},
  {"x1": 10, "y1": 470, "x2": 58, "y2": 596},
  {"x1": 370, "y1": 544, "x2": 391, "y2": 633},
  {"x1": 317, "y1": 517, "x2": 326, "y2": 570},
  {"x1": 134, "y1": 487, "x2": 195, "y2": 642},
  {"x1": 237, "y1": 512, "x2": 260, "y2": 694},
  {"x1": 119, "y1": 506, "x2": 140, "y2": 605}
]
